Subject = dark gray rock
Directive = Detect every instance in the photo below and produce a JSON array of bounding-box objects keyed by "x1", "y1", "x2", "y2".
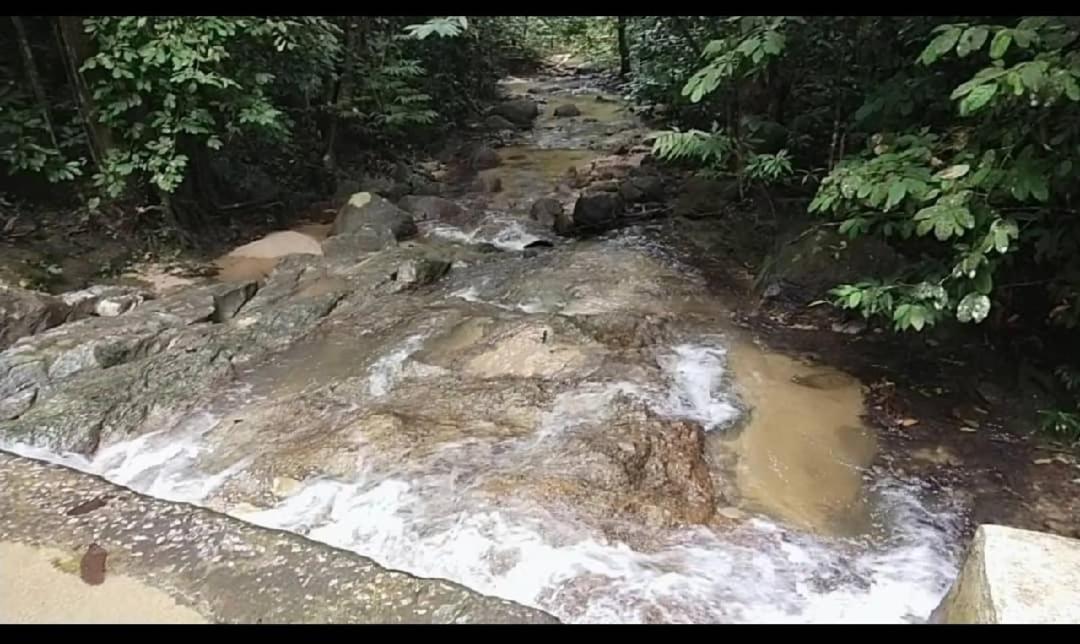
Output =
[
  {"x1": 528, "y1": 198, "x2": 564, "y2": 228},
  {"x1": 619, "y1": 174, "x2": 665, "y2": 203},
  {"x1": 470, "y1": 147, "x2": 501, "y2": 171},
  {"x1": 554, "y1": 209, "x2": 576, "y2": 236},
  {"x1": 322, "y1": 226, "x2": 398, "y2": 258},
  {"x1": 61, "y1": 285, "x2": 155, "y2": 319},
  {"x1": 0, "y1": 287, "x2": 71, "y2": 351},
  {"x1": 398, "y1": 196, "x2": 467, "y2": 225},
  {"x1": 674, "y1": 177, "x2": 740, "y2": 219},
  {"x1": 393, "y1": 258, "x2": 452, "y2": 290},
  {"x1": 567, "y1": 192, "x2": 624, "y2": 234},
  {"x1": 483, "y1": 114, "x2": 517, "y2": 131},
  {"x1": 333, "y1": 192, "x2": 418, "y2": 241},
  {"x1": 756, "y1": 222, "x2": 902, "y2": 304},
  {"x1": 553, "y1": 103, "x2": 581, "y2": 118},
  {"x1": 490, "y1": 99, "x2": 539, "y2": 128}
]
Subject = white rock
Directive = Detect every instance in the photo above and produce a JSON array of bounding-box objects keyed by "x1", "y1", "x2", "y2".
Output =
[{"x1": 932, "y1": 524, "x2": 1080, "y2": 623}]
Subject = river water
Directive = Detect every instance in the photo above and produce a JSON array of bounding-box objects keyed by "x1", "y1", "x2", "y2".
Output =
[{"x1": 1, "y1": 72, "x2": 965, "y2": 623}]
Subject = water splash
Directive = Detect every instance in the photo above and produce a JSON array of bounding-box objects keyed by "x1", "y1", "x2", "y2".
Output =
[
  {"x1": 367, "y1": 334, "x2": 427, "y2": 397},
  {"x1": 425, "y1": 217, "x2": 545, "y2": 252},
  {"x1": 0, "y1": 334, "x2": 961, "y2": 623},
  {"x1": 657, "y1": 342, "x2": 740, "y2": 431}
]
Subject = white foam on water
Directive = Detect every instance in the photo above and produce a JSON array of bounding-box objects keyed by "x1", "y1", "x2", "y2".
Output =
[
  {"x1": 425, "y1": 217, "x2": 544, "y2": 252},
  {"x1": 367, "y1": 334, "x2": 426, "y2": 397},
  {"x1": 3, "y1": 410, "x2": 249, "y2": 505},
  {"x1": 1, "y1": 333, "x2": 963, "y2": 623},
  {"x1": 233, "y1": 464, "x2": 958, "y2": 623},
  {"x1": 657, "y1": 342, "x2": 740, "y2": 431}
]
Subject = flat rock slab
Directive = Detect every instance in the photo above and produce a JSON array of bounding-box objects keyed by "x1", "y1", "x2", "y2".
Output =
[
  {"x1": 932, "y1": 524, "x2": 1080, "y2": 624},
  {"x1": 0, "y1": 451, "x2": 557, "y2": 624}
]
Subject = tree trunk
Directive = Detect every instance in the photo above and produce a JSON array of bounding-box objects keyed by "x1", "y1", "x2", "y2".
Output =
[
  {"x1": 323, "y1": 16, "x2": 360, "y2": 175},
  {"x1": 670, "y1": 16, "x2": 703, "y2": 58},
  {"x1": 617, "y1": 16, "x2": 631, "y2": 77},
  {"x1": 54, "y1": 16, "x2": 112, "y2": 169},
  {"x1": 12, "y1": 16, "x2": 61, "y2": 154}
]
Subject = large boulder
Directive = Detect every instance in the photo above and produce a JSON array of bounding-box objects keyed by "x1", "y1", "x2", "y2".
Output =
[
  {"x1": 553, "y1": 103, "x2": 581, "y2": 118},
  {"x1": 322, "y1": 226, "x2": 398, "y2": 258},
  {"x1": 528, "y1": 197, "x2": 564, "y2": 228},
  {"x1": 0, "y1": 287, "x2": 71, "y2": 351},
  {"x1": 391, "y1": 257, "x2": 452, "y2": 291},
  {"x1": 564, "y1": 192, "x2": 624, "y2": 235},
  {"x1": 483, "y1": 114, "x2": 516, "y2": 131},
  {"x1": 487, "y1": 398, "x2": 718, "y2": 530},
  {"x1": 398, "y1": 195, "x2": 467, "y2": 225},
  {"x1": 619, "y1": 174, "x2": 665, "y2": 204},
  {"x1": 332, "y1": 192, "x2": 417, "y2": 241},
  {"x1": 60, "y1": 285, "x2": 155, "y2": 319},
  {"x1": 673, "y1": 176, "x2": 740, "y2": 219},
  {"x1": 756, "y1": 222, "x2": 902, "y2": 304},
  {"x1": 931, "y1": 524, "x2": 1080, "y2": 623},
  {"x1": 470, "y1": 146, "x2": 501, "y2": 171},
  {"x1": 490, "y1": 99, "x2": 539, "y2": 128}
]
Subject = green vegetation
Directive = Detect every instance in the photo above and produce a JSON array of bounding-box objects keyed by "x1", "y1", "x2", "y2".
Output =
[
  {"x1": 630, "y1": 16, "x2": 1080, "y2": 437},
  {"x1": 1, "y1": 16, "x2": 527, "y2": 228},
  {"x1": 4, "y1": 16, "x2": 1080, "y2": 436}
]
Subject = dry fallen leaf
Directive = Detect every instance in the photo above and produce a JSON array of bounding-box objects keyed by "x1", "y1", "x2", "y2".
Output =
[
  {"x1": 899, "y1": 418, "x2": 920, "y2": 427},
  {"x1": 958, "y1": 426, "x2": 977, "y2": 433},
  {"x1": 1033, "y1": 458, "x2": 1054, "y2": 465}
]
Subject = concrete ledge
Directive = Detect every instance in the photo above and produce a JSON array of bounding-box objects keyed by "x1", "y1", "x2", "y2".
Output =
[
  {"x1": 931, "y1": 524, "x2": 1080, "y2": 624},
  {"x1": 0, "y1": 451, "x2": 557, "y2": 624}
]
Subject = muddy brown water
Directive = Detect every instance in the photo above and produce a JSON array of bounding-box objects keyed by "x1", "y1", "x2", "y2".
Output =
[{"x1": 2, "y1": 72, "x2": 965, "y2": 623}]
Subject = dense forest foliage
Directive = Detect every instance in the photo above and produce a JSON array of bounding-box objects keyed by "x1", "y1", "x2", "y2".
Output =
[
  {"x1": 3, "y1": 15, "x2": 1080, "y2": 436},
  {"x1": 1, "y1": 16, "x2": 524, "y2": 230}
]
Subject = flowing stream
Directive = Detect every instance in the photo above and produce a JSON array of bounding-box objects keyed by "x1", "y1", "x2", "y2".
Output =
[{"x1": 1, "y1": 72, "x2": 965, "y2": 623}]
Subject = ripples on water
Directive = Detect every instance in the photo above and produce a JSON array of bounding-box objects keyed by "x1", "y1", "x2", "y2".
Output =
[
  {"x1": 3, "y1": 329, "x2": 963, "y2": 623},
  {"x1": 1, "y1": 79, "x2": 964, "y2": 623}
]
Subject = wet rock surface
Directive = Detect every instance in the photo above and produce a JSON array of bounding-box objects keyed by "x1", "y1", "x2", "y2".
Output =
[
  {"x1": 0, "y1": 286, "x2": 73, "y2": 350},
  {"x1": 333, "y1": 192, "x2": 418, "y2": 241},
  {"x1": 490, "y1": 98, "x2": 540, "y2": 128},
  {"x1": 932, "y1": 524, "x2": 1080, "y2": 624},
  {"x1": 0, "y1": 68, "x2": 981, "y2": 624},
  {"x1": 0, "y1": 452, "x2": 556, "y2": 623}
]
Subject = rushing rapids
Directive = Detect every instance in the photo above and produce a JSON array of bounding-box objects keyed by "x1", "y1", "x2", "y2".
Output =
[{"x1": 0, "y1": 71, "x2": 965, "y2": 623}]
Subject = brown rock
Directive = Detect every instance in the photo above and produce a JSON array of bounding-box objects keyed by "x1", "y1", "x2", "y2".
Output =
[
  {"x1": 528, "y1": 198, "x2": 564, "y2": 228},
  {"x1": 0, "y1": 286, "x2": 71, "y2": 350},
  {"x1": 398, "y1": 195, "x2": 467, "y2": 225},
  {"x1": 80, "y1": 543, "x2": 108, "y2": 585},
  {"x1": 470, "y1": 147, "x2": 501, "y2": 171}
]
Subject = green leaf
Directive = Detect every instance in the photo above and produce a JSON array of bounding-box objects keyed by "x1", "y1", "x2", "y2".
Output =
[
  {"x1": 990, "y1": 219, "x2": 1019, "y2": 253},
  {"x1": 762, "y1": 30, "x2": 785, "y2": 55},
  {"x1": 956, "y1": 293, "x2": 991, "y2": 323},
  {"x1": 990, "y1": 30, "x2": 1012, "y2": 59},
  {"x1": 909, "y1": 305, "x2": 927, "y2": 331},
  {"x1": 1065, "y1": 76, "x2": 1080, "y2": 102},
  {"x1": 957, "y1": 26, "x2": 989, "y2": 58},
  {"x1": 885, "y1": 180, "x2": 907, "y2": 210},
  {"x1": 920, "y1": 27, "x2": 962, "y2": 64},
  {"x1": 1013, "y1": 29, "x2": 1035, "y2": 49},
  {"x1": 959, "y1": 83, "x2": 998, "y2": 115},
  {"x1": 1020, "y1": 64, "x2": 1044, "y2": 92},
  {"x1": 935, "y1": 164, "x2": 970, "y2": 181}
]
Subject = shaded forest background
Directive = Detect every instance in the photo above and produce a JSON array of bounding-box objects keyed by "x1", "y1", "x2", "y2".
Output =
[{"x1": 3, "y1": 15, "x2": 1080, "y2": 437}]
